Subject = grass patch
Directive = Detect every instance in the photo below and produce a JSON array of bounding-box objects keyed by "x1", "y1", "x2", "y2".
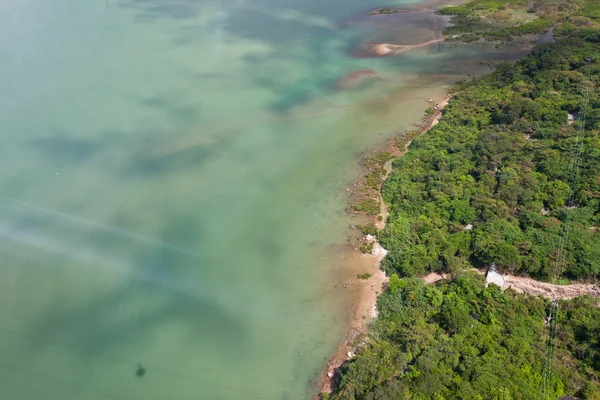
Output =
[
  {"x1": 353, "y1": 198, "x2": 379, "y2": 216},
  {"x1": 358, "y1": 224, "x2": 378, "y2": 236},
  {"x1": 362, "y1": 152, "x2": 393, "y2": 190},
  {"x1": 359, "y1": 242, "x2": 374, "y2": 254},
  {"x1": 369, "y1": 8, "x2": 401, "y2": 16},
  {"x1": 440, "y1": 0, "x2": 561, "y2": 42}
]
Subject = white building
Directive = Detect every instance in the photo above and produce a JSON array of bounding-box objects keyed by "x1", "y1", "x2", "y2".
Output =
[{"x1": 485, "y1": 263, "x2": 506, "y2": 290}]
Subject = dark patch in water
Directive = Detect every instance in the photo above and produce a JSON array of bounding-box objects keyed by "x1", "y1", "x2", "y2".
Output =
[
  {"x1": 28, "y1": 131, "x2": 109, "y2": 165},
  {"x1": 224, "y1": 8, "x2": 331, "y2": 45},
  {"x1": 119, "y1": 139, "x2": 213, "y2": 177},
  {"x1": 135, "y1": 363, "x2": 146, "y2": 377}
]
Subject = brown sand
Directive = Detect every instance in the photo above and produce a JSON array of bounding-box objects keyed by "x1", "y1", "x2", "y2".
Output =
[
  {"x1": 422, "y1": 271, "x2": 450, "y2": 284},
  {"x1": 354, "y1": 38, "x2": 445, "y2": 58},
  {"x1": 374, "y1": 39, "x2": 445, "y2": 56},
  {"x1": 319, "y1": 243, "x2": 389, "y2": 394}
]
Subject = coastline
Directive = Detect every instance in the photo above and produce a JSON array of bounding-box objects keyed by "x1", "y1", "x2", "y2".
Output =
[
  {"x1": 318, "y1": 55, "x2": 598, "y2": 395},
  {"x1": 314, "y1": 0, "x2": 600, "y2": 394},
  {"x1": 317, "y1": 0, "x2": 546, "y2": 394},
  {"x1": 319, "y1": 94, "x2": 452, "y2": 396}
]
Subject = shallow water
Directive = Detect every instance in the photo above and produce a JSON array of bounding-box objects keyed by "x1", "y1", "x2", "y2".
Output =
[{"x1": 0, "y1": 1, "x2": 515, "y2": 399}]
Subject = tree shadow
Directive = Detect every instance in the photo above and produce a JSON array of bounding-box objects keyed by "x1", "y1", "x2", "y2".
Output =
[{"x1": 14, "y1": 214, "x2": 246, "y2": 364}]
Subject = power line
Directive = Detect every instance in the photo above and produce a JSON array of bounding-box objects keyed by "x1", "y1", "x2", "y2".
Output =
[{"x1": 542, "y1": 60, "x2": 591, "y2": 400}]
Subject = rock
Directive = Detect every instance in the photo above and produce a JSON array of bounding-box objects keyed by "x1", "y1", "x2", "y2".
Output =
[
  {"x1": 366, "y1": 234, "x2": 375, "y2": 241},
  {"x1": 464, "y1": 224, "x2": 473, "y2": 231}
]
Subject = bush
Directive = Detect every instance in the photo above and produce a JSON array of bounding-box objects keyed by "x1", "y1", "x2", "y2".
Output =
[
  {"x1": 353, "y1": 198, "x2": 380, "y2": 216},
  {"x1": 359, "y1": 224, "x2": 378, "y2": 236},
  {"x1": 331, "y1": 275, "x2": 600, "y2": 399},
  {"x1": 438, "y1": 5, "x2": 473, "y2": 16},
  {"x1": 360, "y1": 242, "x2": 374, "y2": 254}
]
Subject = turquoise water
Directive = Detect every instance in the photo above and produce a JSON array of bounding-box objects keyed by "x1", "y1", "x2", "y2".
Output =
[{"x1": 0, "y1": 1, "x2": 505, "y2": 399}]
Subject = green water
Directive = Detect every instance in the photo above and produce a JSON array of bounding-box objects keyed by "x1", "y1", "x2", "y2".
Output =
[{"x1": 0, "y1": 1, "x2": 512, "y2": 399}]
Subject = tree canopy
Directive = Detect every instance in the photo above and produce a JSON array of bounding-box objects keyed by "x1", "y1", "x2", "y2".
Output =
[
  {"x1": 380, "y1": 32, "x2": 600, "y2": 282},
  {"x1": 329, "y1": 24, "x2": 600, "y2": 400},
  {"x1": 331, "y1": 273, "x2": 600, "y2": 399}
]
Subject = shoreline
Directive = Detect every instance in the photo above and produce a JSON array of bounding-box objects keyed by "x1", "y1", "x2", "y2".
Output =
[
  {"x1": 319, "y1": 93, "x2": 452, "y2": 396},
  {"x1": 317, "y1": 0, "x2": 544, "y2": 394},
  {"x1": 318, "y1": 63, "x2": 600, "y2": 396},
  {"x1": 315, "y1": 0, "x2": 600, "y2": 396}
]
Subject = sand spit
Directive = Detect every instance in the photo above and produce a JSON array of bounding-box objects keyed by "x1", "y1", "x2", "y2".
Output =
[
  {"x1": 351, "y1": 38, "x2": 445, "y2": 58},
  {"x1": 369, "y1": 39, "x2": 445, "y2": 57}
]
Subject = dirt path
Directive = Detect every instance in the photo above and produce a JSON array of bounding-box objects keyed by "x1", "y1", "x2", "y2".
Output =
[
  {"x1": 422, "y1": 270, "x2": 600, "y2": 300},
  {"x1": 504, "y1": 275, "x2": 600, "y2": 300}
]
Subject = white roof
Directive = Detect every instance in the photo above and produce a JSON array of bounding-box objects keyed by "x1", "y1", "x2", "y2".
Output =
[{"x1": 486, "y1": 270, "x2": 505, "y2": 289}]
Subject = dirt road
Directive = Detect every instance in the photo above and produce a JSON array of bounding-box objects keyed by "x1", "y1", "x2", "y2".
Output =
[{"x1": 422, "y1": 270, "x2": 600, "y2": 300}]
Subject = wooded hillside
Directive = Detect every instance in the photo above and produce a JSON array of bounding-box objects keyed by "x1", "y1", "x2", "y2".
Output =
[{"x1": 329, "y1": 24, "x2": 600, "y2": 400}]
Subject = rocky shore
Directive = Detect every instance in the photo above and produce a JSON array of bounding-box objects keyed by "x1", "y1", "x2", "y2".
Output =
[{"x1": 319, "y1": 94, "x2": 451, "y2": 396}]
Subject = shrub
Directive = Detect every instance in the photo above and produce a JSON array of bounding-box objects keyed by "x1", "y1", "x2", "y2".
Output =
[{"x1": 353, "y1": 198, "x2": 379, "y2": 216}]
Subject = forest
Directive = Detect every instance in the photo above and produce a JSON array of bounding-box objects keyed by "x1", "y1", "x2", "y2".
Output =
[
  {"x1": 379, "y1": 31, "x2": 600, "y2": 282},
  {"x1": 330, "y1": 273, "x2": 600, "y2": 399},
  {"x1": 328, "y1": 13, "x2": 600, "y2": 400}
]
